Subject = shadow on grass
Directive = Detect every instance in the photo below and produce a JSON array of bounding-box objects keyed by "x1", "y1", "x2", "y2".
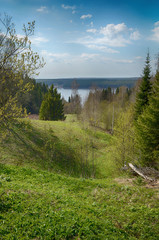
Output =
[{"x1": 0, "y1": 121, "x2": 93, "y2": 178}]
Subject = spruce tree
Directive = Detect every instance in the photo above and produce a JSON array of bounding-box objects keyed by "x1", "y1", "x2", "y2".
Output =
[
  {"x1": 136, "y1": 72, "x2": 159, "y2": 167},
  {"x1": 134, "y1": 52, "x2": 152, "y2": 120},
  {"x1": 39, "y1": 85, "x2": 65, "y2": 121}
]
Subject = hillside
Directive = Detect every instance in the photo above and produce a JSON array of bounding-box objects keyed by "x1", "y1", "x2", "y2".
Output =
[
  {"x1": 36, "y1": 78, "x2": 138, "y2": 89},
  {"x1": 0, "y1": 117, "x2": 159, "y2": 239},
  {"x1": 0, "y1": 116, "x2": 113, "y2": 178}
]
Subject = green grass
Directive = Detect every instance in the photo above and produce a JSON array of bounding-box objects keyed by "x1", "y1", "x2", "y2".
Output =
[
  {"x1": 0, "y1": 164, "x2": 158, "y2": 239},
  {"x1": 0, "y1": 116, "x2": 158, "y2": 239},
  {"x1": 0, "y1": 116, "x2": 117, "y2": 178}
]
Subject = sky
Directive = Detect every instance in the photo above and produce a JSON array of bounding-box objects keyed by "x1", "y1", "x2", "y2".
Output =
[{"x1": 0, "y1": 0, "x2": 159, "y2": 78}]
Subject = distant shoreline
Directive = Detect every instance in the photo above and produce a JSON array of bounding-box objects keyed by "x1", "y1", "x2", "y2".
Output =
[{"x1": 36, "y1": 77, "x2": 139, "y2": 89}]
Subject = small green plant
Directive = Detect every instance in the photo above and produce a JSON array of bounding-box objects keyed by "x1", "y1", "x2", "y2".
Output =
[{"x1": 133, "y1": 177, "x2": 146, "y2": 186}]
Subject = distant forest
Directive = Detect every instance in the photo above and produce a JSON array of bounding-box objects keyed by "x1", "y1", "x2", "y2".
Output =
[{"x1": 36, "y1": 77, "x2": 138, "y2": 89}]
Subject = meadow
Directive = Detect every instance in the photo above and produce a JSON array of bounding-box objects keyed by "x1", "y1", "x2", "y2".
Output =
[{"x1": 0, "y1": 116, "x2": 159, "y2": 239}]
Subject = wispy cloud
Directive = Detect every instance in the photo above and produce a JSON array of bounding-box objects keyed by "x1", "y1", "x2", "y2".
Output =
[
  {"x1": 61, "y1": 4, "x2": 76, "y2": 10},
  {"x1": 130, "y1": 30, "x2": 141, "y2": 40},
  {"x1": 135, "y1": 56, "x2": 143, "y2": 60},
  {"x1": 155, "y1": 21, "x2": 159, "y2": 26},
  {"x1": 61, "y1": 4, "x2": 76, "y2": 14},
  {"x1": 80, "y1": 53, "x2": 99, "y2": 60},
  {"x1": 87, "y1": 44, "x2": 119, "y2": 53},
  {"x1": 31, "y1": 36, "x2": 49, "y2": 45},
  {"x1": 80, "y1": 14, "x2": 92, "y2": 20},
  {"x1": 36, "y1": 6, "x2": 48, "y2": 13},
  {"x1": 86, "y1": 28, "x2": 97, "y2": 34},
  {"x1": 149, "y1": 21, "x2": 159, "y2": 42},
  {"x1": 41, "y1": 50, "x2": 69, "y2": 58},
  {"x1": 41, "y1": 50, "x2": 70, "y2": 63},
  {"x1": 113, "y1": 59, "x2": 134, "y2": 64}
]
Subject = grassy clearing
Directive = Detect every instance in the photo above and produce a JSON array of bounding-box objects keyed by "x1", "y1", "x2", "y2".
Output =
[
  {"x1": 0, "y1": 115, "x2": 116, "y2": 178},
  {"x1": 0, "y1": 164, "x2": 158, "y2": 239}
]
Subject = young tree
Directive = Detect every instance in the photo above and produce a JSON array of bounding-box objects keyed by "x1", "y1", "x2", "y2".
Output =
[
  {"x1": 134, "y1": 52, "x2": 152, "y2": 120},
  {"x1": 135, "y1": 71, "x2": 159, "y2": 168},
  {"x1": 70, "y1": 80, "x2": 82, "y2": 114},
  {"x1": 113, "y1": 106, "x2": 136, "y2": 167},
  {"x1": 0, "y1": 14, "x2": 44, "y2": 126},
  {"x1": 39, "y1": 85, "x2": 65, "y2": 121}
]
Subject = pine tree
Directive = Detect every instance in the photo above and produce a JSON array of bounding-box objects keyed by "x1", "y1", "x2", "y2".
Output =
[
  {"x1": 39, "y1": 85, "x2": 65, "y2": 121},
  {"x1": 134, "y1": 52, "x2": 152, "y2": 120},
  {"x1": 136, "y1": 72, "x2": 159, "y2": 167}
]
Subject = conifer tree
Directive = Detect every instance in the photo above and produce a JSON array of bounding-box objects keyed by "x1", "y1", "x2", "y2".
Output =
[
  {"x1": 134, "y1": 52, "x2": 152, "y2": 120},
  {"x1": 136, "y1": 71, "x2": 159, "y2": 167},
  {"x1": 39, "y1": 85, "x2": 65, "y2": 121}
]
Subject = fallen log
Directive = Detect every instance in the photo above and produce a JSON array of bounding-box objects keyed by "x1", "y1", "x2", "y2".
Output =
[{"x1": 128, "y1": 163, "x2": 154, "y2": 181}]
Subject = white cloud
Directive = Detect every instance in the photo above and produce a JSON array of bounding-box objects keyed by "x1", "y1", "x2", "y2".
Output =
[
  {"x1": 150, "y1": 22, "x2": 159, "y2": 42},
  {"x1": 100, "y1": 23, "x2": 128, "y2": 36},
  {"x1": 80, "y1": 14, "x2": 92, "y2": 20},
  {"x1": 41, "y1": 50, "x2": 69, "y2": 58},
  {"x1": 31, "y1": 36, "x2": 49, "y2": 45},
  {"x1": 87, "y1": 44, "x2": 119, "y2": 53},
  {"x1": 154, "y1": 21, "x2": 159, "y2": 26},
  {"x1": 80, "y1": 53, "x2": 99, "y2": 60},
  {"x1": 130, "y1": 30, "x2": 141, "y2": 40},
  {"x1": 86, "y1": 28, "x2": 97, "y2": 34},
  {"x1": 61, "y1": 4, "x2": 76, "y2": 10},
  {"x1": 74, "y1": 34, "x2": 130, "y2": 48},
  {"x1": 94, "y1": 36, "x2": 131, "y2": 47},
  {"x1": 113, "y1": 59, "x2": 134, "y2": 64},
  {"x1": 135, "y1": 56, "x2": 143, "y2": 60},
  {"x1": 90, "y1": 22, "x2": 94, "y2": 27},
  {"x1": 36, "y1": 6, "x2": 48, "y2": 13},
  {"x1": 75, "y1": 22, "x2": 141, "y2": 51}
]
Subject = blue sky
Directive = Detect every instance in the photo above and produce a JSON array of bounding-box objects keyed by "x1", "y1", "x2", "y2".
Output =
[{"x1": 1, "y1": 0, "x2": 159, "y2": 78}]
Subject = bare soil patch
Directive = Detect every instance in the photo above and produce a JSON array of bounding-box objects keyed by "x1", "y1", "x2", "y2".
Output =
[
  {"x1": 115, "y1": 177, "x2": 159, "y2": 190},
  {"x1": 28, "y1": 114, "x2": 39, "y2": 120}
]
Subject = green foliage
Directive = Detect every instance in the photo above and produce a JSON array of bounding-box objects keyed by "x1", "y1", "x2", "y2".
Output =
[
  {"x1": 19, "y1": 77, "x2": 48, "y2": 114},
  {"x1": 134, "y1": 52, "x2": 152, "y2": 120},
  {"x1": 64, "y1": 94, "x2": 82, "y2": 115},
  {"x1": 0, "y1": 14, "x2": 44, "y2": 125},
  {"x1": 39, "y1": 85, "x2": 65, "y2": 121},
  {"x1": 82, "y1": 88, "x2": 101, "y2": 127},
  {"x1": 82, "y1": 86, "x2": 132, "y2": 132},
  {"x1": 113, "y1": 106, "x2": 137, "y2": 167},
  {"x1": 135, "y1": 72, "x2": 159, "y2": 168}
]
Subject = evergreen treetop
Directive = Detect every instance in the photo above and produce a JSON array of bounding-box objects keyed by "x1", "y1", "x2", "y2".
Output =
[
  {"x1": 134, "y1": 52, "x2": 152, "y2": 120},
  {"x1": 135, "y1": 71, "x2": 159, "y2": 167}
]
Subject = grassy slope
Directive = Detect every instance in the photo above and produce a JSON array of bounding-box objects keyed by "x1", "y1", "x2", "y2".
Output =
[
  {"x1": 0, "y1": 115, "x2": 114, "y2": 178},
  {"x1": 0, "y1": 116, "x2": 159, "y2": 239}
]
